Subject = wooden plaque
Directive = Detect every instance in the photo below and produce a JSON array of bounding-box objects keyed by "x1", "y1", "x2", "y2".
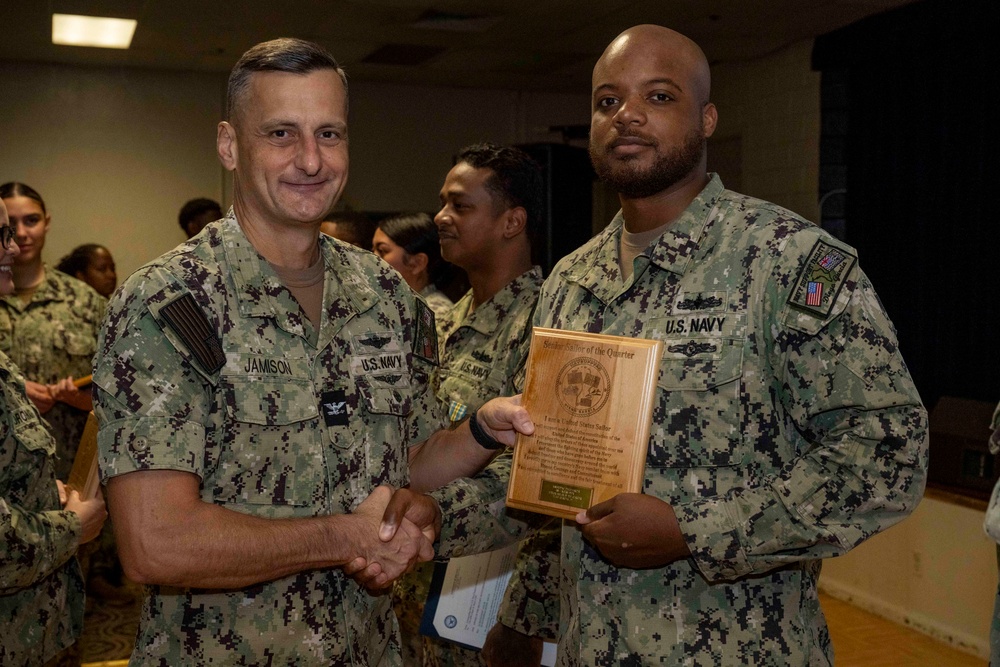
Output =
[
  {"x1": 66, "y1": 412, "x2": 100, "y2": 500},
  {"x1": 507, "y1": 328, "x2": 662, "y2": 519}
]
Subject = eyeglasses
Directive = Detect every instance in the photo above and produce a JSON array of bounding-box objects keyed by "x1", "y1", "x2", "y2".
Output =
[{"x1": 0, "y1": 225, "x2": 15, "y2": 250}]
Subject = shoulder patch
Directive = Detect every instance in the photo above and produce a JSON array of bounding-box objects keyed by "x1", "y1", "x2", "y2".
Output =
[
  {"x1": 787, "y1": 239, "x2": 857, "y2": 318},
  {"x1": 413, "y1": 297, "x2": 439, "y2": 365},
  {"x1": 159, "y1": 293, "x2": 225, "y2": 374}
]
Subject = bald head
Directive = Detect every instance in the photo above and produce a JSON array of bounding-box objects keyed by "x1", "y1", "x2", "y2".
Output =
[
  {"x1": 596, "y1": 24, "x2": 711, "y2": 105},
  {"x1": 588, "y1": 24, "x2": 718, "y2": 204}
]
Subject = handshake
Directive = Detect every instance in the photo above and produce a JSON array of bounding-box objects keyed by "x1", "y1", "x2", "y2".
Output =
[{"x1": 343, "y1": 485, "x2": 440, "y2": 591}]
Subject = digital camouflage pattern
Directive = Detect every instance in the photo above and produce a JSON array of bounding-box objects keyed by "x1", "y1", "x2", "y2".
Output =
[
  {"x1": 93, "y1": 211, "x2": 445, "y2": 666},
  {"x1": 0, "y1": 268, "x2": 106, "y2": 480},
  {"x1": 495, "y1": 520, "x2": 561, "y2": 641},
  {"x1": 986, "y1": 401, "x2": 1000, "y2": 665},
  {"x1": 395, "y1": 266, "x2": 543, "y2": 667},
  {"x1": 419, "y1": 284, "x2": 453, "y2": 319},
  {"x1": 985, "y1": 403, "x2": 1000, "y2": 543},
  {"x1": 1, "y1": 350, "x2": 85, "y2": 666},
  {"x1": 431, "y1": 175, "x2": 928, "y2": 666},
  {"x1": 434, "y1": 266, "x2": 542, "y2": 414}
]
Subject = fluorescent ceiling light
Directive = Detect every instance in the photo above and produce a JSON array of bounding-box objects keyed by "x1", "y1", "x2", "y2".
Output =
[{"x1": 52, "y1": 13, "x2": 137, "y2": 49}]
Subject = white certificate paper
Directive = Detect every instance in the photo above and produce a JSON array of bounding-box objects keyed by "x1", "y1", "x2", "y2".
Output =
[{"x1": 421, "y1": 543, "x2": 557, "y2": 665}]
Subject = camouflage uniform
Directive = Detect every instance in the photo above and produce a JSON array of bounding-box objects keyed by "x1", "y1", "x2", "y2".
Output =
[
  {"x1": 430, "y1": 175, "x2": 928, "y2": 666},
  {"x1": 396, "y1": 267, "x2": 544, "y2": 666},
  {"x1": 0, "y1": 268, "x2": 106, "y2": 480},
  {"x1": 985, "y1": 402, "x2": 1000, "y2": 665},
  {"x1": 419, "y1": 284, "x2": 453, "y2": 318},
  {"x1": 434, "y1": 266, "x2": 542, "y2": 419},
  {"x1": 93, "y1": 212, "x2": 445, "y2": 666},
  {"x1": 1, "y1": 351, "x2": 85, "y2": 666}
]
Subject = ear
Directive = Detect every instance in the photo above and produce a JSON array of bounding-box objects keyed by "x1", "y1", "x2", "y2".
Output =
[
  {"x1": 217, "y1": 121, "x2": 238, "y2": 171},
  {"x1": 502, "y1": 207, "x2": 528, "y2": 240},
  {"x1": 702, "y1": 102, "x2": 718, "y2": 139},
  {"x1": 404, "y1": 251, "x2": 429, "y2": 276}
]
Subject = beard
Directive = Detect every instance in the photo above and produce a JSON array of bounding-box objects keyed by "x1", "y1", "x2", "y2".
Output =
[{"x1": 590, "y1": 127, "x2": 706, "y2": 199}]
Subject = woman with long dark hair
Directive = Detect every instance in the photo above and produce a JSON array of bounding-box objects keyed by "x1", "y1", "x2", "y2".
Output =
[{"x1": 373, "y1": 212, "x2": 454, "y2": 316}]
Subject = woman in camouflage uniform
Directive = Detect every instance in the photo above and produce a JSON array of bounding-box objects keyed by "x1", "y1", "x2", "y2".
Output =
[
  {"x1": 0, "y1": 197, "x2": 107, "y2": 666},
  {"x1": 373, "y1": 212, "x2": 454, "y2": 317},
  {"x1": 0, "y1": 182, "x2": 107, "y2": 481}
]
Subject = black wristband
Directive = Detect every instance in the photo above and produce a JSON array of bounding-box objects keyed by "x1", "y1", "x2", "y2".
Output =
[{"x1": 469, "y1": 410, "x2": 505, "y2": 450}]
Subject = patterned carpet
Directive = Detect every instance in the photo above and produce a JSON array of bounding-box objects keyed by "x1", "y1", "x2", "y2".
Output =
[{"x1": 79, "y1": 581, "x2": 142, "y2": 666}]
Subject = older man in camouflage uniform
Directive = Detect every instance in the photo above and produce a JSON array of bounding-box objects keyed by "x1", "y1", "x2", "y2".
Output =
[
  {"x1": 93, "y1": 38, "x2": 528, "y2": 666},
  {"x1": 1, "y1": 198, "x2": 107, "y2": 666},
  {"x1": 394, "y1": 143, "x2": 548, "y2": 667},
  {"x1": 381, "y1": 24, "x2": 928, "y2": 667}
]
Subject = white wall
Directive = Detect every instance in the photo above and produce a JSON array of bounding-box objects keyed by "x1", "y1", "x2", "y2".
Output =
[
  {"x1": 820, "y1": 494, "x2": 994, "y2": 659},
  {"x1": 0, "y1": 60, "x2": 589, "y2": 280},
  {"x1": 711, "y1": 39, "x2": 822, "y2": 222},
  {"x1": 1, "y1": 41, "x2": 817, "y2": 282},
  {"x1": 0, "y1": 61, "x2": 226, "y2": 281}
]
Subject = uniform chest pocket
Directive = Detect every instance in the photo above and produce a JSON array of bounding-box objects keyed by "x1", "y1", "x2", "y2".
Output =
[
  {"x1": 648, "y1": 339, "x2": 745, "y2": 470},
  {"x1": 217, "y1": 375, "x2": 322, "y2": 508},
  {"x1": 14, "y1": 418, "x2": 54, "y2": 454},
  {"x1": 436, "y1": 366, "x2": 506, "y2": 412},
  {"x1": 325, "y1": 378, "x2": 410, "y2": 490},
  {"x1": 225, "y1": 376, "x2": 319, "y2": 425},
  {"x1": 3, "y1": 417, "x2": 57, "y2": 495},
  {"x1": 54, "y1": 329, "x2": 97, "y2": 357},
  {"x1": 325, "y1": 377, "x2": 412, "y2": 450},
  {"x1": 358, "y1": 377, "x2": 413, "y2": 418}
]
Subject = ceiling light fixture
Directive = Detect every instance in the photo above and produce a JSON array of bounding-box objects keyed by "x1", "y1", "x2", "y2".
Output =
[{"x1": 52, "y1": 13, "x2": 137, "y2": 49}]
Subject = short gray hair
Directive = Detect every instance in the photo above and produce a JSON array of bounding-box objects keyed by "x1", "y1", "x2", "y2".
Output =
[{"x1": 227, "y1": 37, "x2": 348, "y2": 121}]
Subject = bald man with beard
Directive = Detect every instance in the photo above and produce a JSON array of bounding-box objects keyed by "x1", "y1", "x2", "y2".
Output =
[{"x1": 379, "y1": 25, "x2": 928, "y2": 666}]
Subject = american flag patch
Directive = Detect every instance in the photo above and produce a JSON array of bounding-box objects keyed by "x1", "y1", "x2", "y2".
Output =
[
  {"x1": 788, "y1": 239, "x2": 857, "y2": 317},
  {"x1": 806, "y1": 281, "x2": 823, "y2": 306}
]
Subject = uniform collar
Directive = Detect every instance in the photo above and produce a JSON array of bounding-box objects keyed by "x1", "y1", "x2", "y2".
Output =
[
  {"x1": 447, "y1": 266, "x2": 543, "y2": 337},
  {"x1": 1, "y1": 266, "x2": 65, "y2": 311},
  {"x1": 219, "y1": 211, "x2": 379, "y2": 343},
  {"x1": 558, "y1": 175, "x2": 725, "y2": 304}
]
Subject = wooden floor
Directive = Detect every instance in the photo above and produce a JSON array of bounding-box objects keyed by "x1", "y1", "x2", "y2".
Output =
[
  {"x1": 821, "y1": 593, "x2": 987, "y2": 667},
  {"x1": 80, "y1": 593, "x2": 987, "y2": 666}
]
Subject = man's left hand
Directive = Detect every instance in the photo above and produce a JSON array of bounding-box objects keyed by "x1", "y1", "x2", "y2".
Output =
[
  {"x1": 476, "y1": 394, "x2": 534, "y2": 447},
  {"x1": 575, "y1": 493, "x2": 690, "y2": 569}
]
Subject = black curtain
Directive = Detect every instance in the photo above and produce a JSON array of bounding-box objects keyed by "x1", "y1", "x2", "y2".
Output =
[{"x1": 812, "y1": 0, "x2": 1000, "y2": 410}]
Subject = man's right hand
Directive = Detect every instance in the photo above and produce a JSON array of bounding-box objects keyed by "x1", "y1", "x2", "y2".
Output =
[
  {"x1": 378, "y1": 486, "x2": 441, "y2": 544},
  {"x1": 345, "y1": 487, "x2": 441, "y2": 589},
  {"x1": 347, "y1": 486, "x2": 435, "y2": 590},
  {"x1": 64, "y1": 487, "x2": 108, "y2": 545}
]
